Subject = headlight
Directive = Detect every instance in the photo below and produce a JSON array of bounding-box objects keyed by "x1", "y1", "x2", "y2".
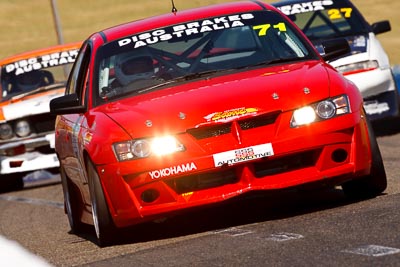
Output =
[
  {"x1": 0, "y1": 123, "x2": 13, "y2": 139},
  {"x1": 291, "y1": 95, "x2": 350, "y2": 127},
  {"x1": 292, "y1": 106, "x2": 316, "y2": 126},
  {"x1": 335, "y1": 60, "x2": 379, "y2": 76},
  {"x1": 15, "y1": 120, "x2": 31, "y2": 137},
  {"x1": 316, "y1": 101, "x2": 336, "y2": 119},
  {"x1": 113, "y1": 135, "x2": 185, "y2": 161}
]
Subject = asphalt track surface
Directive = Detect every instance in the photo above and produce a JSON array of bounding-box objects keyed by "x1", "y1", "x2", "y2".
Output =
[{"x1": 0, "y1": 119, "x2": 399, "y2": 267}]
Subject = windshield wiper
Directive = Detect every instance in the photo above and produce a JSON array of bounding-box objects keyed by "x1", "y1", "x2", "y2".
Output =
[
  {"x1": 103, "y1": 69, "x2": 233, "y2": 100},
  {"x1": 101, "y1": 78, "x2": 175, "y2": 100},
  {"x1": 175, "y1": 68, "x2": 244, "y2": 82}
]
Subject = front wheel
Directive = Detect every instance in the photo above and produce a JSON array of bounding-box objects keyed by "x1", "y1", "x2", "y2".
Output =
[
  {"x1": 342, "y1": 117, "x2": 387, "y2": 199},
  {"x1": 87, "y1": 159, "x2": 116, "y2": 247}
]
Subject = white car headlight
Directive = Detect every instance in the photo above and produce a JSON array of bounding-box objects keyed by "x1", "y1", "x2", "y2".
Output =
[
  {"x1": 0, "y1": 123, "x2": 13, "y2": 140},
  {"x1": 316, "y1": 101, "x2": 336, "y2": 119},
  {"x1": 291, "y1": 95, "x2": 350, "y2": 127},
  {"x1": 15, "y1": 120, "x2": 31, "y2": 137},
  {"x1": 335, "y1": 60, "x2": 379, "y2": 76},
  {"x1": 113, "y1": 135, "x2": 185, "y2": 161},
  {"x1": 292, "y1": 106, "x2": 316, "y2": 126}
]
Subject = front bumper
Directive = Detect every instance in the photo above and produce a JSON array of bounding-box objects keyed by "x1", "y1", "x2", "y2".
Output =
[
  {"x1": 0, "y1": 133, "x2": 59, "y2": 175},
  {"x1": 96, "y1": 110, "x2": 372, "y2": 228}
]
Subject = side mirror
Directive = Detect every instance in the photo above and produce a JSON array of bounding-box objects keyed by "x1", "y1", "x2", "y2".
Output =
[
  {"x1": 372, "y1": 20, "x2": 391, "y2": 35},
  {"x1": 50, "y1": 93, "x2": 86, "y2": 115},
  {"x1": 321, "y1": 38, "x2": 351, "y2": 62}
]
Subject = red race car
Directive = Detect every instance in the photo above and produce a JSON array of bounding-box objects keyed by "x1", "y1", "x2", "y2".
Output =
[{"x1": 50, "y1": 1, "x2": 386, "y2": 246}]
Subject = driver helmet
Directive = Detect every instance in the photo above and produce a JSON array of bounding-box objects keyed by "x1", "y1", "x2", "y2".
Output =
[
  {"x1": 15, "y1": 70, "x2": 42, "y2": 91},
  {"x1": 114, "y1": 50, "x2": 155, "y2": 86}
]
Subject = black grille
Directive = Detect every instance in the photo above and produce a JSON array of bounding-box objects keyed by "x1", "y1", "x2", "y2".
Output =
[
  {"x1": 187, "y1": 111, "x2": 280, "y2": 140},
  {"x1": 165, "y1": 169, "x2": 238, "y2": 194},
  {"x1": 238, "y1": 111, "x2": 280, "y2": 130},
  {"x1": 187, "y1": 123, "x2": 232, "y2": 140},
  {"x1": 30, "y1": 113, "x2": 57, "y2": 133},
  {"x1": 254, "y1": 149, "x2": 321, "y2": 178},
  {"x1": 0, "y1": 113, "x2": 57, "y2": 143}
]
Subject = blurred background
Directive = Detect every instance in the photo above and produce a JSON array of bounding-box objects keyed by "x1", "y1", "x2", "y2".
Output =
[{"x1": 0, "y1": 0, "x2": 398, "y2": 64}]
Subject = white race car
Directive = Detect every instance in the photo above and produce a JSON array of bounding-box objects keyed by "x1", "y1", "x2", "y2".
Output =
[
  {"x1": 0, "y1": 42, "x2": 81, "y2": 190},
  {"x1": 273, "y1": 0, "x2": 399, "y2": 121}
]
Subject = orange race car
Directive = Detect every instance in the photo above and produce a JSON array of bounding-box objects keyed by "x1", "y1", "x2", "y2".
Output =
[{"x1": 0, "y1": 42, "x2": 81, "y2": 190}]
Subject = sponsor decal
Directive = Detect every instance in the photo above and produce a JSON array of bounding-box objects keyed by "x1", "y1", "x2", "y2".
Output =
[
  {"x1": 205, "y1": 107, "x2": 258, "y2": 122},
  {"x1": 235, "y1": 148, "x2": 255, "y2": 159},
  {"x1": 5, "y1": 49, "x2": 79, "y2": 76},
  {"x1": 213, "y1": 143, "x2": 274, "y2": 167},
  {"x1": 181, "y1": 192, "x2": 194, "y2": 202},
  {"x1": 118, "y1": 13, "x2": 254, "y2": 49},
  {"x1": 277, "y1": 1, "x2": 334, "y2": 15},
  {"x1": 352, "y1": 35, "x2": 366, "y2": 48},
  {"x1": 149, "y1": 162, "x2": 197, "y2": 179}
]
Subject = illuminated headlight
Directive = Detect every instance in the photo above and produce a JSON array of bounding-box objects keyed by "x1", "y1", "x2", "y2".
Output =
[
  {"x1": 0, "y1": 123, "x2": 13, "y2": 139},
  {"x1": 15, "y1": 120, "x2": 31, "y2": 137},
  {"x1": 292, "y1": 106, "x2": 316, "y2": 126},
  {"x1": 291, "y1": 95, "x2": 350, "y2": 127},
  {"x1": 113, "y1": 135, "x2": 185, "y2": 161},
  {"x1": 336, "y1": 60, "x2": 379, "y2": 75}
]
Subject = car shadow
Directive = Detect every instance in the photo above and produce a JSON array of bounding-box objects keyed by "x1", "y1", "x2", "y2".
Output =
[{"x1": 79, "y1": 186, "x2": 380, "y2": 247}]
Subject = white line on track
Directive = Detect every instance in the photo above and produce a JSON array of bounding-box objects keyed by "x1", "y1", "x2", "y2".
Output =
[{"x1": 342, "y1": 245, "x2": 400, "y2": 257}]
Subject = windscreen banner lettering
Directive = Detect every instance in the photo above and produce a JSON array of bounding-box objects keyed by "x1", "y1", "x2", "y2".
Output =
[
  {"x1": 277, "y1": 1, "x2": 334, "y2": 15},
  {"x1": 118, "y1": 13, "x2": 254, "y2": 48},
  {"x1": 5, "y1": 49, "x2": 79, "y2": 76}
]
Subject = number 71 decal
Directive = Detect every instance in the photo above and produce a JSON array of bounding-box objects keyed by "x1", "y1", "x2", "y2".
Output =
[{"x1": 253, "y1": 22, "x2": 287, "y2": 36}]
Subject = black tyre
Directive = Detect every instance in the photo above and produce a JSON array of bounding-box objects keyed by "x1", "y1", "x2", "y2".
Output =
[
  {"x1": 87, "y1": 159, "x2": 116, "y2": 247},
  {"x1": 0, "y1": 175, "x2": 23, "y2": 193},
  {"x1": 60, "y1": 166, "x2": 85, "y2": 233},
  {"x1": 342, "y1": 117, "x2": 387, "y2": 199}
]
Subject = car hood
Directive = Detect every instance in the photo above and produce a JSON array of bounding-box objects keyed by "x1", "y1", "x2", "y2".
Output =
[
  {"x1": 99, "y1": 61, "x2": 332, "y2": 137},
  {"x1": 0, "y1": 88, "x2": 65, "y2": 122}
]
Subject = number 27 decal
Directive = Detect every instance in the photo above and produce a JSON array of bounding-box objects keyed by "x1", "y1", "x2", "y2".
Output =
[
  {"x1": 253, "y1": 22, "x2": 286, "y2": 36},
  {"x1": 328, "y1": 8, "x2": 353, "y2": 20}
]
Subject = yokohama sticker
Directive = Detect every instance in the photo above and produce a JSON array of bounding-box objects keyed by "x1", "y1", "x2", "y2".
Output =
[
  {"x1": 149, "y1": 162, "x2": 197, "y2": 179},
  {"x1": 213, "y1": 143, "x2": 274, "y2": 167}
]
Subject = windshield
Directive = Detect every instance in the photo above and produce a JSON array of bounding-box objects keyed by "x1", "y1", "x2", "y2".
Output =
[
  {"x1": 275, "y1": 0, "x2": 369, "y2": 41},
  {"x1": 95, "y1": 10, "x2": 317, "y2": 102},
  {"x1": 0, "y1": 48, "x2": 79, "y2": 101}
]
